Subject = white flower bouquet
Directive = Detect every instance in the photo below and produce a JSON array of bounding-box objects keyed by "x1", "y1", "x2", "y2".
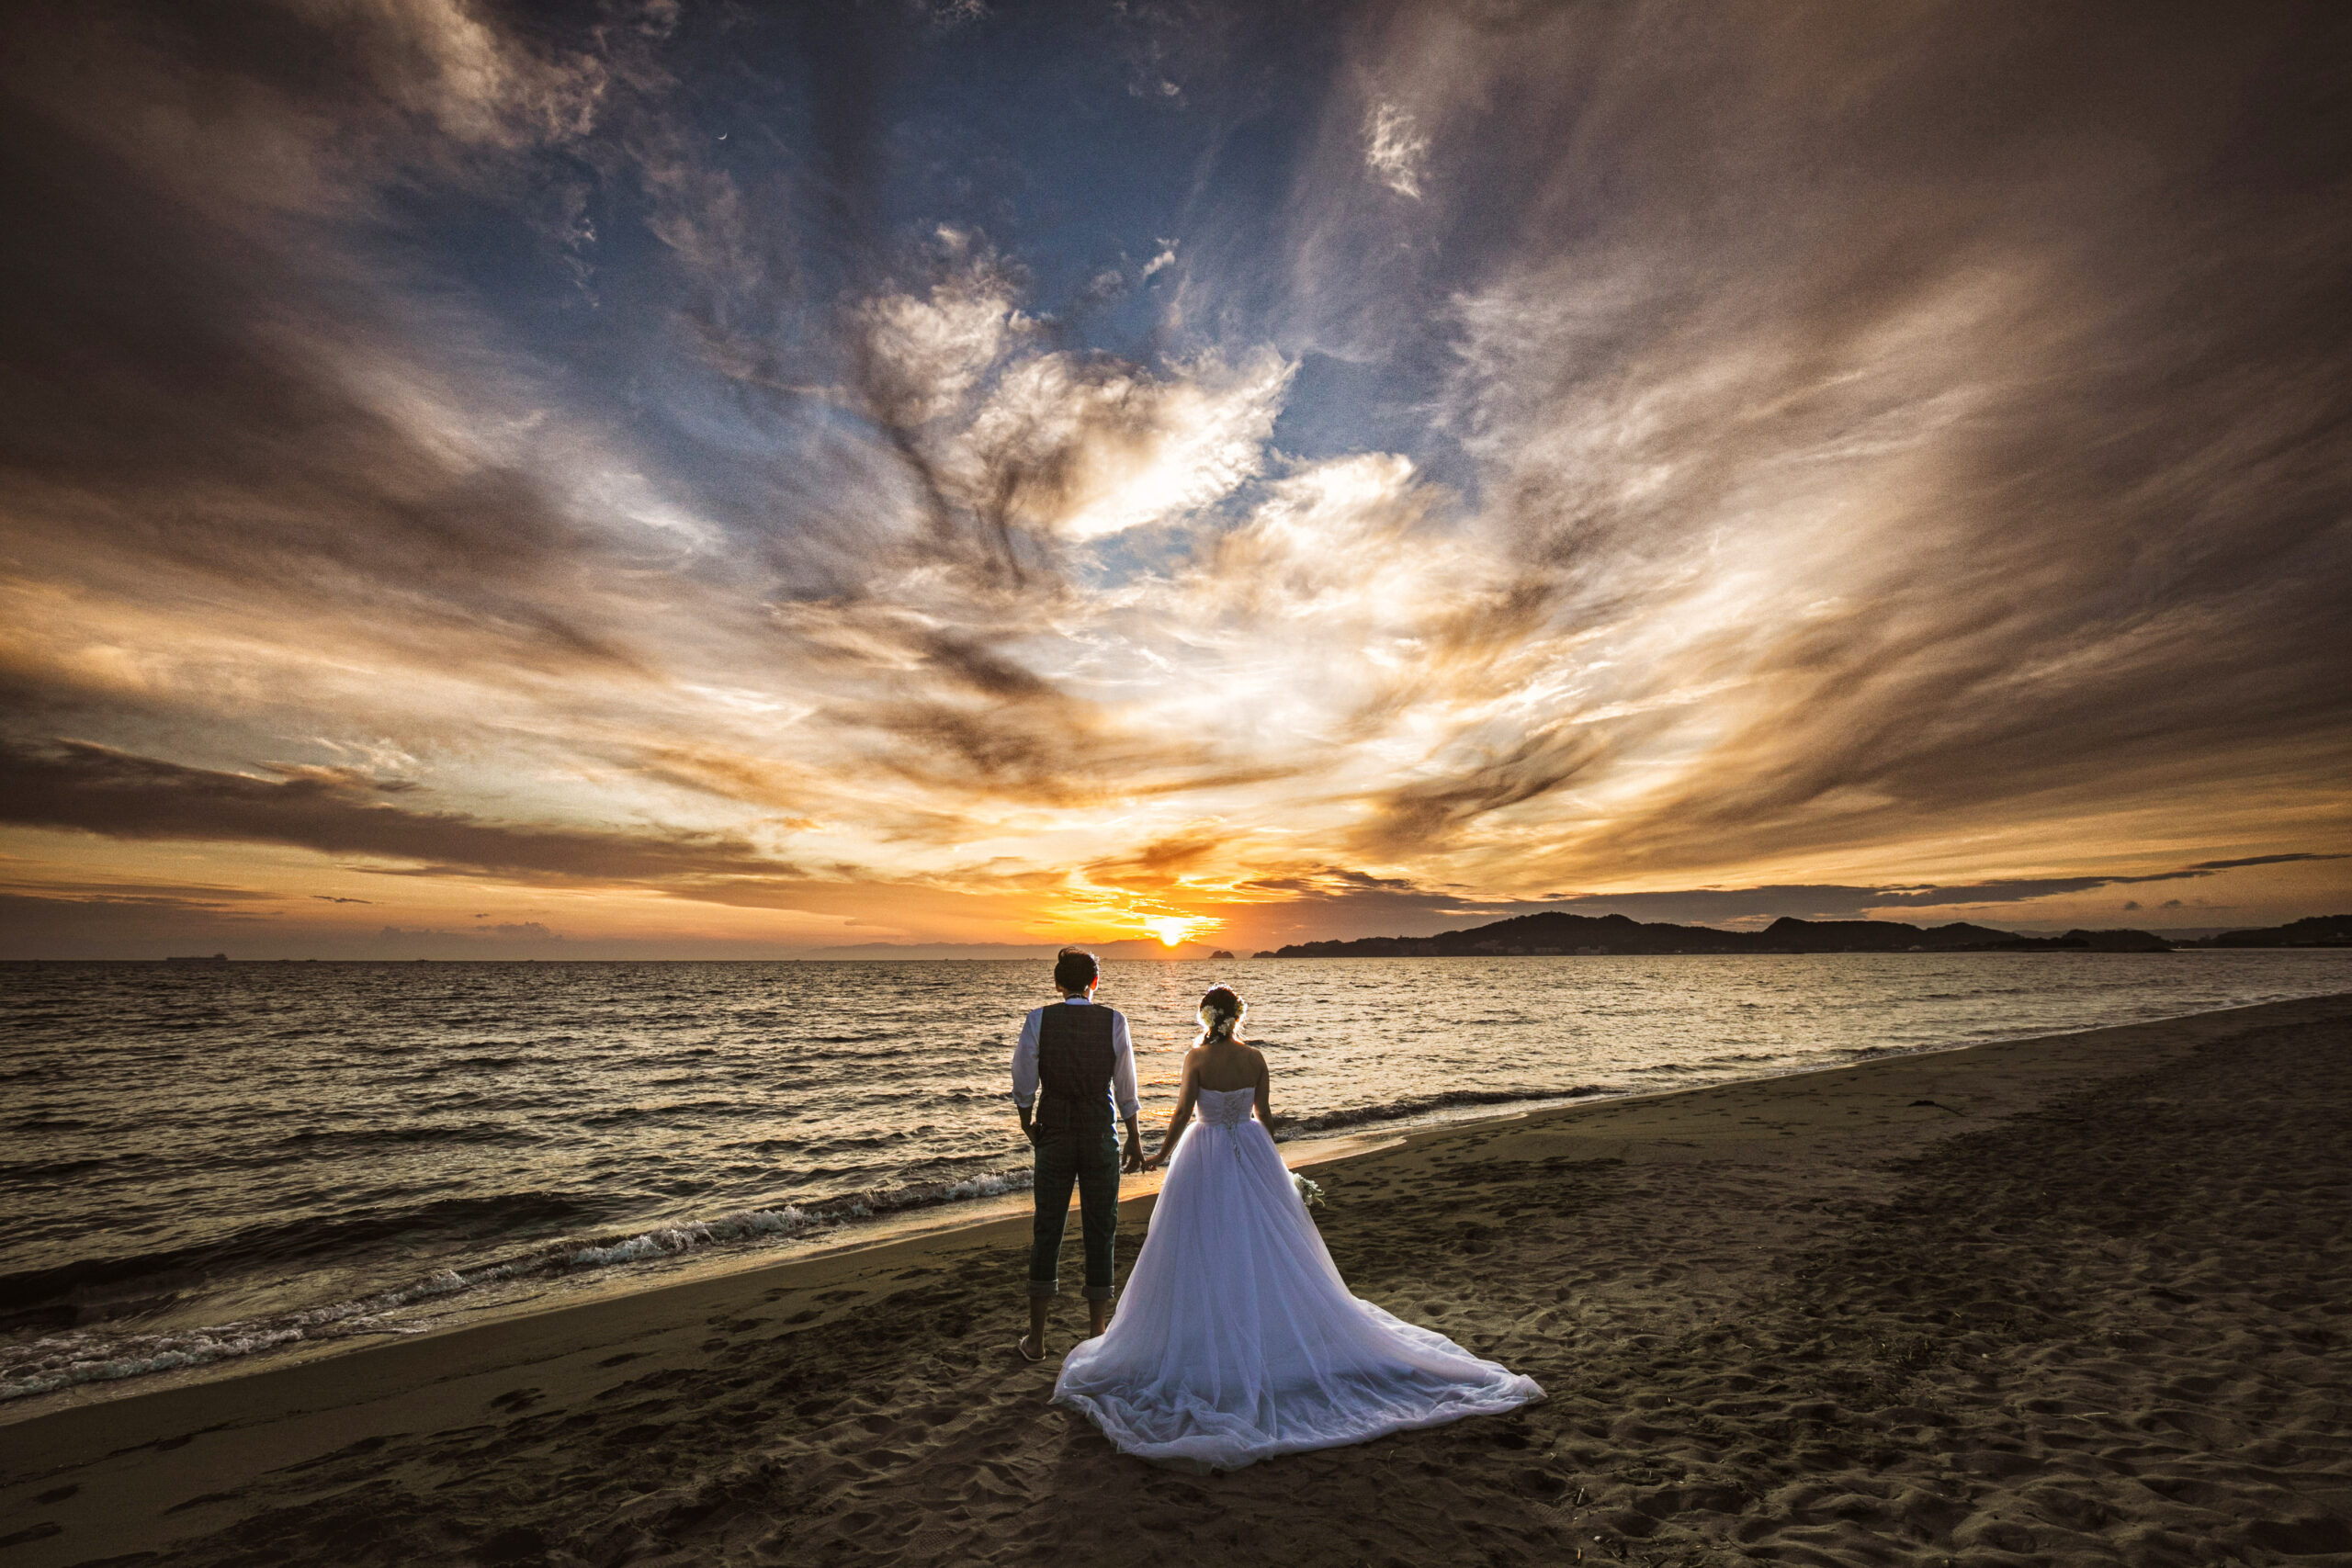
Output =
[{"x1": 1292, "y1": 1172, "x2": 1326, "y2": 1210}]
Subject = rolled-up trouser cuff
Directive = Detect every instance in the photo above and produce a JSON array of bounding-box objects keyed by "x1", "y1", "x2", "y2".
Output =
[
  {"x1": 1081, "y1": 1283, "x2": 1115, "y2": 1302},
  {"x1": 1027, "y1": 1279, "x2": 1059, "y2": 1298}
]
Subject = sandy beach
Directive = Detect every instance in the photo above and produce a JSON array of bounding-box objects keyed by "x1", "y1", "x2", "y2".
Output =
[{"x1": 3, "y1": 992, "x2": 2347, "y2": 1567}]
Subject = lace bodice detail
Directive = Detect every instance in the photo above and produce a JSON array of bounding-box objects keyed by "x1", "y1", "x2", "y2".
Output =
[{"x1": 1196, "y1": 1086, "x2": 1256, "y2": 1128}]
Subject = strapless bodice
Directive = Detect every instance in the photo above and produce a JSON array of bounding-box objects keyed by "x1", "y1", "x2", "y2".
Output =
[{"x1": 1196, "y1": 1086, "x2": 1256, "y2": 1128}]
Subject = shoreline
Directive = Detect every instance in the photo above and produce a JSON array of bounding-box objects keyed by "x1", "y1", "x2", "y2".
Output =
[
  {"x1": 2, "y1": 991, "x2": 2346, "y2": 1566},
  {"x1": 6, "y1": 978, "x2": 2348, "y2": 1425}
]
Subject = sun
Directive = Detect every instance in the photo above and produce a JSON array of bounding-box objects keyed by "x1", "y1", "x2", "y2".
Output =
[{"x1": 1141, "y1": 914, "x2": 1219, "y2": 948}]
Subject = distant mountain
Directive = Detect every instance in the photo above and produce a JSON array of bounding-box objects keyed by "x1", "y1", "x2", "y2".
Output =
[
  {"x1": 1265, "y1": 909, "x2": 2172, "y2": 957},
  {"x1": 2198, "y1": 914, "x2": 2352, "y2": 948}
]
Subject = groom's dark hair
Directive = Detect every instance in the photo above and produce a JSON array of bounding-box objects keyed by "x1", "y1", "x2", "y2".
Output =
[{"x1": 1053, "y1": 946, "x2": 1100, "y2": 993}]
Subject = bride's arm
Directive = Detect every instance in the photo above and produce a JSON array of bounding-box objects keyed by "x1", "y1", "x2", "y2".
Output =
[
  {"x1": 1253, "y1": 1051, "x2": 1275, "y2": 1132},
  {"x1": 1145, "y1": 1059, "x2": 1197, "y2": 1170}
]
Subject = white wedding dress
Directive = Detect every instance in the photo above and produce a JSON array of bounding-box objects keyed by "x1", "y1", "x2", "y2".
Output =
[{"x1": 1052, "y1": 1087, "x2": 1542, "y2": 1468}]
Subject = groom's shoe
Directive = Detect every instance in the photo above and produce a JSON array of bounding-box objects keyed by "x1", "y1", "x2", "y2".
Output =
[{"x1": 1014, "y1": 1333, "x2": 1046, "y2": 1363}]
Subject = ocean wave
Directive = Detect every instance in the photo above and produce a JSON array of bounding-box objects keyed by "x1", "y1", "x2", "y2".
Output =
[
  {"x1": 564, "y1": 1208, "x2": 813, "y2": 1268},
  {"x1": 0, "y1": 1166, "x2": 1038, "y2": 1404},
  {"x1": 275, "y1": 1122, "x2": 542, "y2": 1149},
  {"x1": 0, "y1": 1190, "x2": 609, "y2": 1324}
]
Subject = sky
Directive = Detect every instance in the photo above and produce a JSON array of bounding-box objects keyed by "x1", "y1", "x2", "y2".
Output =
[{"x1": 1, "y1": 0, "x2": 2347, "y2": 960}]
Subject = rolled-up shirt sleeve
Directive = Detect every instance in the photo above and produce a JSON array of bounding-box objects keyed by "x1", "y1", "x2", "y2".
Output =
[
  {"x1": 1011, "y1": 1007, "x2": 1043, "y2": 1109},
  {"x1": 1110, "y1": 1010, "x2": 1140, "y2": 1119}
]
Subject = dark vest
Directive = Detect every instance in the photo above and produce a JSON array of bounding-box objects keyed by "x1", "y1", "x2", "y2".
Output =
[{"x1": 1036, "y1": 1002, "x2": 1115, "y2": 1127}]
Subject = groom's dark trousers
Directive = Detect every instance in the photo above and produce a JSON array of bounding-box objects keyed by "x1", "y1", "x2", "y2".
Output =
[
  {"x1": 1027, "y1": 1000, "x2": 1120, "y2": 1301},
  {"x1": 1028, "y1": 1122, "x2": 1119, "y2": 1301}
]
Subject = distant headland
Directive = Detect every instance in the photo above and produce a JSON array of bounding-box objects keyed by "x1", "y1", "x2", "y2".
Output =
[{"x1": 1252, "y1": 911, "x2": 2352, "y2": 959}]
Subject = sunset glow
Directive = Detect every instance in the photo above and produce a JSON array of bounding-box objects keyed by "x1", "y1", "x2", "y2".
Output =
[
  {"x1": 0, "y1": 3, "x2": 2345, "y2": 960},
  {"x1": 1143, "y1": 916, "x2": 1222, "y2": 951}
]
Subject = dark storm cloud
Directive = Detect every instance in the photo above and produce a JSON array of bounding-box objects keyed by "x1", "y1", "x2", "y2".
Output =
[{"x1": 0, "y1": 739, "x2": 781, "y2": 883}]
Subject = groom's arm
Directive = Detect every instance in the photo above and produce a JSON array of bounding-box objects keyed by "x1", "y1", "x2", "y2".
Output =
[
  {"x1": 1112, "y1": 1012, "x2": 1144, "y2": 1172},
  {"x1": 1011, "y1": 1009, "x2": 1042, "y2": 1143}
]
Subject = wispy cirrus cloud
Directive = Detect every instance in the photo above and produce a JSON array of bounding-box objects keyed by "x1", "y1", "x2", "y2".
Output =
[{"x1": 1362, "y1": 101, "x2": 1429, "y2": 199}]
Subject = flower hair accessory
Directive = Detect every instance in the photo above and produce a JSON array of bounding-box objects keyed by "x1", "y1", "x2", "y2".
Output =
[{"x1": 1197, "y1": 985, "x2": 1246, "y2": 1041}]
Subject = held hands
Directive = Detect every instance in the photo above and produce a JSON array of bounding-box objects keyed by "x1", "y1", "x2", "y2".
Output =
[{"x1": 1122, "y1": 1140, "x2": 1147, "y2": 1175}]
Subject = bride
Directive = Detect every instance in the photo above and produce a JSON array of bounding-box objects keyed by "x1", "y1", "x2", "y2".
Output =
[{"x1": 1052, "y1": 986, "x2": 1542, "y2": 1468}]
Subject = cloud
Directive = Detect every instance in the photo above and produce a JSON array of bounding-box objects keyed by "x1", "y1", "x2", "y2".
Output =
[
  {"x1": 0, "y1": 875, "x2": 278, "y2": 906},
  {"x1": 956, "y1": 348, "x2": 1290, "y2": 543},
  {"x1": 378, "y1": 919, "x2": 556, "y2": 940},
  {"x1": 0, "y1": 739, "x2": 782, "y2": 884},
  {"x1": 848, "y1": 250, "x2": 1293, "y2": 558},
  {"x1": 1866, "y1": 855, "x2": 2346, "y2": 908},
  {"x1": 334, "y1": 0, "x2": 608, "y2": 150},
  {"x1": 1245, "y1": 0, "x2": 2352, "y2": 884},
  {"x1": 856, "y1": 265, "x2": 1037, "y2": 426},
  {"x1": 0, "y1": 96, "x2": 651, "y2": 685},
  {"x1": 1351, "y1": 725, "x2": 1613, "y2": 859},
  {"x1": 2185, "y1": 854, "x2": 2341, "y2": 874},
  {"x1": 1362, "y1": 101, "x2": 1429, "y2": 198}
]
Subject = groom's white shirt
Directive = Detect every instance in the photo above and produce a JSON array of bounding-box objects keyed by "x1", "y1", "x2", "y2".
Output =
[{"x1": 1011, "y1": 997, "x2": 1141, "y2": 1119}]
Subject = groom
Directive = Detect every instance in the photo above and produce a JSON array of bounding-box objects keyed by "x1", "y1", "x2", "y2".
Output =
[{"x1": 1011, "y1": 946, "x2": 1143, "y2": 1360}]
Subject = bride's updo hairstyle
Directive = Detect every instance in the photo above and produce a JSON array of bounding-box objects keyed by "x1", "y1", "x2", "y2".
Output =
[{"x1": 1196, "y1": 986, "x2": 1247, "y2": 1046}]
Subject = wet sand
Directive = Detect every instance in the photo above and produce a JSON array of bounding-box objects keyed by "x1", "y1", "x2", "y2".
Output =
[{"x1": 3, "y1": 993, "x2": 2347, "y2": 1567}]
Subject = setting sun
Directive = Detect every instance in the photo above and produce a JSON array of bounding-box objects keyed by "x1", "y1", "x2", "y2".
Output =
[{"x1": 1142, "y1": 915, "x2": 1219, "y2": 948}]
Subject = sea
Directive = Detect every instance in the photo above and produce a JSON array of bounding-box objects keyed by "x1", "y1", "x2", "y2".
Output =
[{"x1": 5, "y1": 951, "x2": 2348, "y2": 1405}]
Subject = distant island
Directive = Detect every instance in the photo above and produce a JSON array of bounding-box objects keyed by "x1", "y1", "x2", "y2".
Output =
[
  {"x1": 2202, "y1": 914, "x2": 2352, "y2": 948},
  {"x1": 1253, "y1": 910, "x2": 2352, "y2": 958}
]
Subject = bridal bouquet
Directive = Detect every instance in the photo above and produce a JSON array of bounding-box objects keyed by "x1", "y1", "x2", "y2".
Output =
[{"x1": 1292, "y1": 1172, "x2": 1326, "y2": 1210}]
